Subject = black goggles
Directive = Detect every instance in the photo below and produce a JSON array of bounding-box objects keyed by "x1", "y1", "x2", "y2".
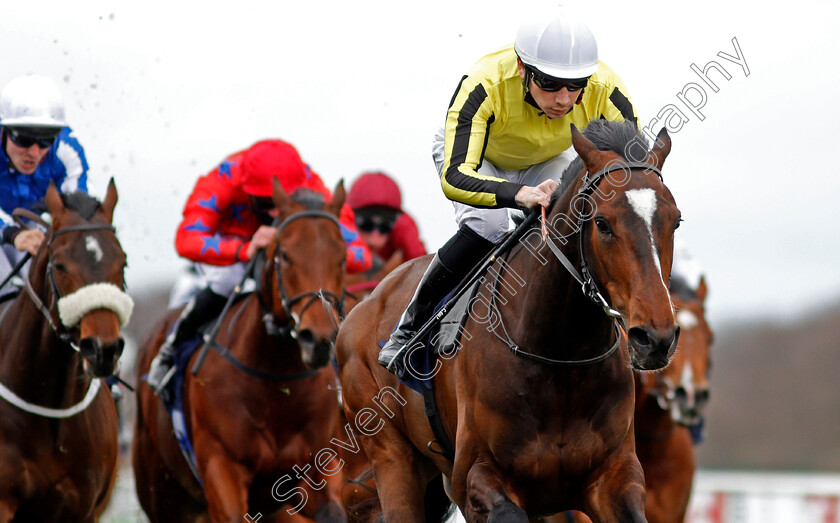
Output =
[
  {"x1": 356, "y1": 215, "x2": 395, "y2": 234},
  {"x1": 251, "y1": 196, "x2": 275, "y2": 214},
  {"x1": 528, "y1": 68, "x2": 589, "y2": 93},
  {"x1": 6, "y1": 128, "x2": 59, "y2": 149}
]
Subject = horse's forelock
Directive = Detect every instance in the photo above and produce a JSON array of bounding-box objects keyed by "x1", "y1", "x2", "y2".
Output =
[
  {"x1": 60, "y1": 191, "x2": 102, "y2": 220},
  {"x1": 290, "y1": 188, "x2": 326, "y2": 210},
  {"x1": 555, "y1": 120, "x2": 648, "y2": 201},
  {"x1": 581, "y1": 119, "x2": 647, "y2": 158},
  {"x1": 669, "y1": 276, "x2": 698, "y2": 302}
]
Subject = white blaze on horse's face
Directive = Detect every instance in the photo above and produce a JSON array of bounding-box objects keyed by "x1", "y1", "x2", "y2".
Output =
[
  {"x1": 670, "y1": 360, "x2": 697, "y2": 422},
  {"x1": 85, "y1": 235, "x2": 103, "y2": 264},
  {"x1": 625, "y1": 188, "x2": 670, "y2": 298},
  {"x1": 676, "y1": 309, "x2": 698, "y2": 329}
]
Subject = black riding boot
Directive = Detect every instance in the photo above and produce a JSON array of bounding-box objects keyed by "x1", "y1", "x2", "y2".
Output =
[
  {"x1": 378, "y1": 225, "x2": 494, "y2": 378},
  {"x1": 147, "y1": 287, "x2": 227, "y2": 394}
]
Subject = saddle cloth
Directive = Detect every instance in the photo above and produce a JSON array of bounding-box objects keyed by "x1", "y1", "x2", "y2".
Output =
[
  {"x1": 391, "y1": 278, "x2": 482, "y2": 395},
  {"x1": 160, "y1": 335, "x2": 204, "y2": 483}
]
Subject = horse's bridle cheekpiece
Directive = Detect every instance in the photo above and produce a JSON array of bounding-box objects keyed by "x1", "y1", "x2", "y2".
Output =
[
  {"x1": 24, "y1": 223, "x2": 132, "y2": 353},
  {"x1": 192, "y1": 209, "x2": 346, "y2": 381},
  {"x1": 2, "y1": 219, "x2": 132, "y2": 418},
  {"x1": 545, "y1": 160, "x2": 662, "y2": 319},
  {"x1": 497, "y1": 161, "x2": 664, "y2": 366},
  {"x1": 263, "y1": 210, "x2": 347, "y2": 337}
]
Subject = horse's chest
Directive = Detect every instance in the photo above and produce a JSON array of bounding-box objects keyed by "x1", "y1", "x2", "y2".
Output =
[
  {"x1": 499, "y1": 431, "x2": 609, "y2": 479},
  {"x1": 0, "y1": 415, "x2": 113, "y2": 516}
]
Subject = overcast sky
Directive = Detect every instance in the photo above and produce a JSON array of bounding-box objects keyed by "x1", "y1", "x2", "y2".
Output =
[{"x1": 3, "y1": 0, "x2": 838, "y2": 328}]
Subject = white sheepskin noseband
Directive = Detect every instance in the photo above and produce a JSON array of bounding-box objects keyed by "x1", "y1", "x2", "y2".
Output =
[{"x1": 57, "y1": 282, "x2": 134, "y2": 328}]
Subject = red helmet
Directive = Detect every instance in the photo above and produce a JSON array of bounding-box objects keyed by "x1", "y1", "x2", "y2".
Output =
[
  {"x1": 347, "y1": 171, "x2": 402, "y2": 211},
  {"x1": 241, "y1": 140, "x2": 307, "y2": 197}
]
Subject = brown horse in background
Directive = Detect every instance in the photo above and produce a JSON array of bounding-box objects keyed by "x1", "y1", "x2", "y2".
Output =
[
  {"x1": 566, "y1": 277, "x2": 714, "y2": 523},
  {"x1": 337, "y1": 120, "x2": 681, "y2": 522},
  {"x1": 0, "y1": 182, "x2": 128, "y2": 521},
  {"x1": 343, "y1": 251, "x2": 404, "y2": 313},
  {"x1": 339, "y1": 250, "x2": 403, "y2": 522},
  {"x1": 633, "y1": 277, "x2": 713, "y2": 523},
  {"x1": 133, "y1": 180, "x2": 349, "y2": 522}
]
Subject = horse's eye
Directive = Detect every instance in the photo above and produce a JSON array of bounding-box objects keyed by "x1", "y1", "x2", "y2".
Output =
[
  {"x1": 280, "y1": 251, "x2": 290, "y2": 263},
  {"x1": 54, "y1": 263, "x2": 68, "y2": 274},
  {"x1": 594, "y1": 217, "x2": 612, "y2": 235},
  {"x1": 675, "y1": 217, "x2": 683, "y2": 231}
]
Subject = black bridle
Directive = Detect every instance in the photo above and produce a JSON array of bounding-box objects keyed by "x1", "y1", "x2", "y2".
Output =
[
  {"x1": 260, "y1": 210, "x2": 347, "y2": 339},
  {"x1": 192, "y1": 208, "x2": 347, "y2": 381},
  {"x1": 23, "y1": 222, "x2": 120, "y2": 353},
  {"x1": 492, "y1": 161, "x2": 664, "y2": 366}
]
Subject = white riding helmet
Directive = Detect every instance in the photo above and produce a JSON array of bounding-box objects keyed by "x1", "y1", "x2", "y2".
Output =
[
  {"x1": 514, "y1": 7, "x2": 599, "y2": 79},
  {"x1": 0, "y1": 75, "x2": 67, "y2": 129}
]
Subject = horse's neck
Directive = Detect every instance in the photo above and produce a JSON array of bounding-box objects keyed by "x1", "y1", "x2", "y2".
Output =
[
  {"x1": 0, "y1": 272, "x2": 89, "y2": 406},
  {"x1": 503, "y1": 231, "x2": 615, "y2": 354},
  {"x1": 635, "y1": 378, "x2": 677, "y2": 441},
  {"x1": 229, "y1": 295, "x2": 307, "y2": 370}
]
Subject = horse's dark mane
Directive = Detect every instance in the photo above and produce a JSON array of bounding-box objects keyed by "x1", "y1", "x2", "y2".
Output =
[
  {"x1": 60, "y1": 191, "x2": 102, "y2": 220},
  {"x1": 290, "y1": 188, "x2": 326, "y2": 210},
  {"x1": 669, "y1": 276, "x2": 698, "y2": 302},
  {"x1": 555, "y1": 119, "x2": 647, "y2": 199}
]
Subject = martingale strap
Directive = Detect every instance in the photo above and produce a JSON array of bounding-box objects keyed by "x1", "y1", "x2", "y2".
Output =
[{"x1": 0, "y1": 377, "x2": 101, "y2": 418}]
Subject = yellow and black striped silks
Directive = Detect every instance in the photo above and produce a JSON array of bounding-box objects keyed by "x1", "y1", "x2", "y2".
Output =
[{"x1": 440, "y1": 44, "x2": 637, "y2": 209}]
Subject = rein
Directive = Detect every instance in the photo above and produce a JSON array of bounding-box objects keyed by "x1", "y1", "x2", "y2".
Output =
[
  {"x1": 545, "y1": 161, "x2": 663, "y2": 319},
  {"x1": 487, "y1": 249, "x2": 623, "y2": 366},
  {"x1": 491, "y1": 161, "x2": 662, "y2": 367},
  {"x1": 0, "y1": 212, "x2": 127, "y2": 418},
  {"x1": 23, "y1": 223, "x2": 119, "y2": 353},
  {"x1": 192, "y1": 209, "x2": 345, "y2": 381},
  {"x1": 0, "y1": 208, "x2": 47, "y2": 301}
]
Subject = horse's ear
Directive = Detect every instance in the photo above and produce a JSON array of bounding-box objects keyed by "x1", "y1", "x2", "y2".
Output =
[
  {"x1": 271, "y1": 178, "x2": 291, "y2": 216},
  {"x1": 100, "y1": 177, "x2": 118, "y2": 224},
  {"x1": 696, "y1": 276, "x2": 707, "y2": 303},
  {"x1": 45, "y1": 181, "x2": 64, "y2": 219},
  {"x1": 382, "y1": 250, "x2": 404, "y2": 276},
  {"x1": 571, "y1": 124, "x2": 608, "y2": 169},
  {"x1": 647, "y1": 127, "x2": 672, "y2": 169},
  {"x1": 328, "y1": 179, "x2": 346, "y2": 217}
]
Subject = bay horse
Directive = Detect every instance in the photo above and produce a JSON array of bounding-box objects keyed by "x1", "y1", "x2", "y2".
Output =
[
  {"x1": 133, "y1": 180, "x2": 350, "y2": 522},
  {"x1": 566, "y1": 277, "x2": 714, "y2": 523},
  {"x1": 337, "y1": 120, "x2": 681, "y2": 522},
  {"x1": 0, "y1": 180, "x2": 130, "y2": 521},
  {"x1": 631, "y1": 276, "x2": 713, "y2": 523}
]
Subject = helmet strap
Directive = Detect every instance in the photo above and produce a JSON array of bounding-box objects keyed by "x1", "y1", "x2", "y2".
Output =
[
  {"x1": 516, "y1": 57, "x2": 531, "y2": 94},
  {"x1": 576, "y1": 88, "x2": 585, "y2": 105},
  {"x1": 0, "y1": 129, "x2": 8, "y2": 157}
]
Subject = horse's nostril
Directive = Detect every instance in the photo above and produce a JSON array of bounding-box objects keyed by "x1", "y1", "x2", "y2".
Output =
[
  {"x1": 79, "y1": 337, "x2": 99, "y2": 359},
  {"x1": 628, "y1": 327, "x2": 652, "y2": 349},
  {"x1": 668, "y1": 326, "x2": 681, "y2": 350},
  {"x1": 114, "y1": 337, "x2": 126, "y2": 357},
  {"x1": 297, "y1": 329, "x2": 316, "y2": 348}
]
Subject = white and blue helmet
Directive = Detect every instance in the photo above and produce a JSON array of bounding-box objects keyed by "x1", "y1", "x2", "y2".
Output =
[{"x1": 0, "y1": 75, "x2": 67, "y2": 129}]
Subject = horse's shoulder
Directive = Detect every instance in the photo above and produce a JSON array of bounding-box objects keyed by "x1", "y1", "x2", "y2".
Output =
[{"x1": 374, "y1": 254, "x2": 433, "y2": 297}]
